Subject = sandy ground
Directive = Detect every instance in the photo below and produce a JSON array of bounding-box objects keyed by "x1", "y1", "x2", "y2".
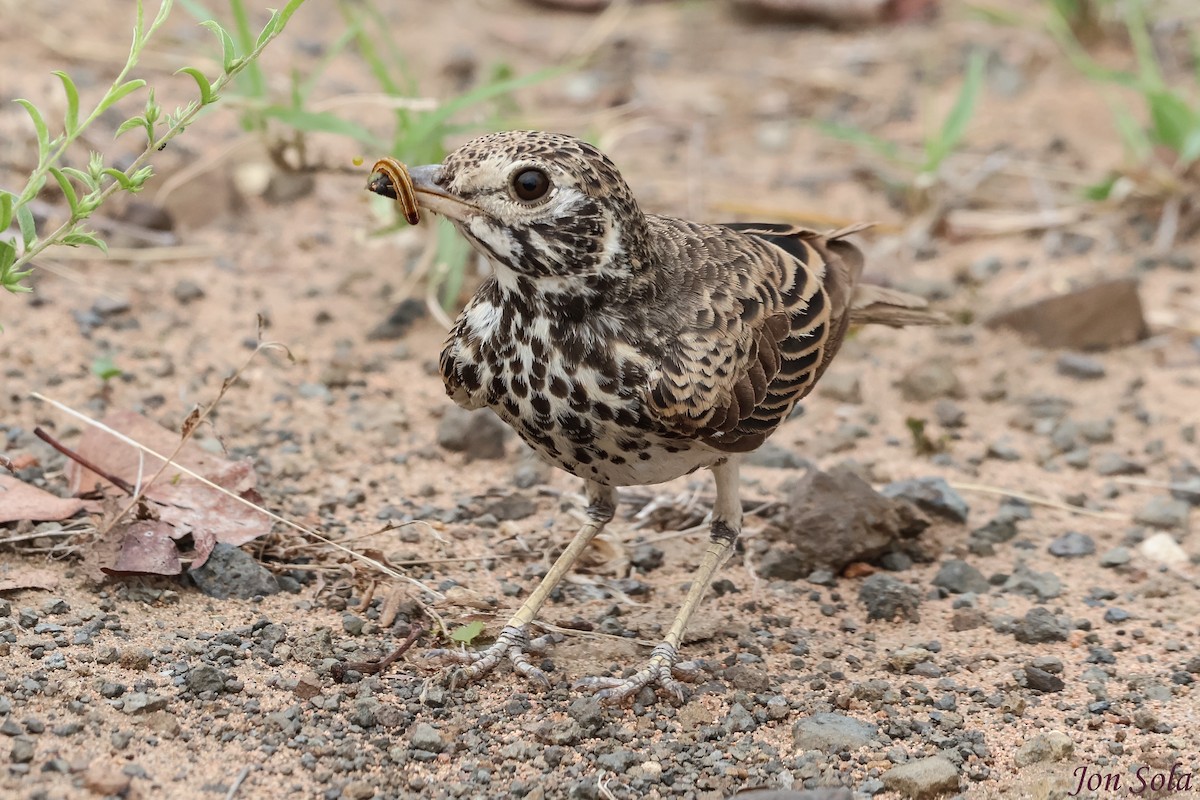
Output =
[{"x1": 1, "y1": 1, "x2": 1199, "y2": 799}]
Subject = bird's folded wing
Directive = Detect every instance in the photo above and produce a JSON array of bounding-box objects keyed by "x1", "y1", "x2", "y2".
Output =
[{"x1": 644, "y1": 224, "x2": 862, "y2": 453}]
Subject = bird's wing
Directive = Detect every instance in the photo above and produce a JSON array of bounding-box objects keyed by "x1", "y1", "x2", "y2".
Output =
[{"x1": 644, "y1": 222, "x2": 864, "y2": 453}]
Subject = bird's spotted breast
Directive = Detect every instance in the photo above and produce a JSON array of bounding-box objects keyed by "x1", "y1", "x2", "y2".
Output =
[{"x1": 440, "y1": 283, "x2": 722, "y2": 486}]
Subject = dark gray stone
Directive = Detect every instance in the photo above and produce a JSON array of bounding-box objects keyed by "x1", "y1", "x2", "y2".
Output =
[
  {"x1": 189, "y1": 544, "x2": 279, "y2": 600},
  {"x1": 1048, "y1": 531, "x2": 1096, "y2": 558},
  {"x1": 881, "y1": 477, "x2": 969, "y2": 523},
  {"x1": 931, "y1": 560, "x2": 988, "y2": 594},
  {"x1": 858, "y1": 574, "x2": 922, "y2": 622}
]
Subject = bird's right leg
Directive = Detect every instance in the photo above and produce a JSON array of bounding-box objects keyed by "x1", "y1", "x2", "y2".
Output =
[{"x1": 427, "y1": 480, "x2": 616, "y2": 688}]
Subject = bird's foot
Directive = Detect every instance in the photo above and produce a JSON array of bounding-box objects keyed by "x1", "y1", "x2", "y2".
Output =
[
  {"x1": 426, "y1": 624, "x2": 561, "y2": 689},
  {"x1": 574, "y1": 643, "x2": 702, "y2": 704}
]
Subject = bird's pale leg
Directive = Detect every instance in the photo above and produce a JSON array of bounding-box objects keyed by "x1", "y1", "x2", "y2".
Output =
[
  {"x1": 579, "y1": 459, "x2": 743, "y2": 703},
  {"x1": 428, "y1": 481, "x2": 616, "y2": 688}
]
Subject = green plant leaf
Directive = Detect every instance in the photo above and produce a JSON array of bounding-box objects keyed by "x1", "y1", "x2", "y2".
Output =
[
  {"x1": 260, "y1": 107, "x2": 376, "y2": 144},
  {"x1": 201, "y1": 20, "x2": 239, "y2": 72},
  {"x1": 256, "y1": 9, "x2": 283, "y2": 50},
  {"x1": 278, "y1": 0, "x2": 306, "y2": 28},
  {"x1": 449, "y1": 620, "x2": 485, "y2": 644},
  {"x1": 48, "y1": 167, "x2": 80, "y2": 215},
  {"x1": 102, "y1": 168, "x2": 136, "y2": 191},
  {"x1": 1083, "y1": 173, "x2": 1120, "y2": 201},
  {"x1": 61, "y1": 232, "x2": 108, "y2": 253},
  {"x1": 177, "y1": 67, "x2": 217, "y2": 105},
  {"x1": 15, "y1": 99, "x2": 52, "y2": 161},
  {"x1": 1180, "y1": 129, "x2": 1200, "y2": 168},
  {"x1": 95, "y1": 79, "x2": 148, "y2": 116},
  {"x1": 115, "y1": 116, "x2": 149, "y2": 139},
  {"x1": 0, "y1": 192, "x2": 13, "y2": 232},
  {"x1": 92, "y1": 356, "x2": 122, "y2": 381},
  {"x1": 53, "y1": 71, "x2": 81, "y2": 136},
  {"x1": 1146, "y1": 90, "x2": 1196, "y2": 154},
  {"x1": 16, "y1": 204, "x2": 37, "y2": 249}
]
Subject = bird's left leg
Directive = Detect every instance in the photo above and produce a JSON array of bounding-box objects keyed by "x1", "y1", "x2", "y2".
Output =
[
  {"x1": 427, "y1": 480, "x2": 616, "y2": 689},
  {"x1": 577, "y1": 458, "x2": 742, "y2": 703}
]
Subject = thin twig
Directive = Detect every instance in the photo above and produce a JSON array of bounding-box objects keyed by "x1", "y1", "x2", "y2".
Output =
[
  {"x1": 331, "y1": 624, "x2": 424, "y2": 682},
  {"x1": 223, "y1": 766, "x2": 252, "y2": 800},
  {"x1": 33, "y1": 427, "x2": 137, "y2": 495},
  {"x1": 31, "y1": 368, "x2": 446, "y2": 601},
  {"x1": 948, "y1": 481, "x2": 1129, "y2": 520},
  {"x1": 1112, "y1": 476, "x2": 1199, "y2": 495}
]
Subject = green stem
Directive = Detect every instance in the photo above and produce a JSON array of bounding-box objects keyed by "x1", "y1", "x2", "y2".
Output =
[{"x1": 9, "y1": 0, "x2": 306, "y2": 278}]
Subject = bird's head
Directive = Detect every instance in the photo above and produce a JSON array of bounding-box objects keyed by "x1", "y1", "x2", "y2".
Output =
[{"x1": 404, "y1": 131, "x2": 647, "y2": 287}]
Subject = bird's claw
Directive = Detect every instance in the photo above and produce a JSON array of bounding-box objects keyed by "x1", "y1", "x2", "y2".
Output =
[
  {"x1": 426, "y1": 624, "x2": 561, "y2": 689},
  {"x1": 574, "y1": 643, "x2": 702, "y2": 704}
]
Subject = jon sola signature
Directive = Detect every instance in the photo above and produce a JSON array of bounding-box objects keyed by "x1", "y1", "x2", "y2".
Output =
[{"x1": 1070, "y1": 763, "x2": 1194, "y2": 796}]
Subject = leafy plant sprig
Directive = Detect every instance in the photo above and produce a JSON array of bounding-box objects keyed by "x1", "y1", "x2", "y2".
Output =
[
  {"x1": 1046, "y1": 0, "x2": 1200, "y2": 249},
  {"x1": 0, "y1": 0, "x2": 306, "y2": 296}
]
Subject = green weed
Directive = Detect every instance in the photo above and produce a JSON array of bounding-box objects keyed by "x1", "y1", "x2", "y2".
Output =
[
  {"x1": 815, "y1": 49, "x2": 987, "y2": 213},
  {"x1": 1, "y1": 0, "x2": 306, "y2": 302}
]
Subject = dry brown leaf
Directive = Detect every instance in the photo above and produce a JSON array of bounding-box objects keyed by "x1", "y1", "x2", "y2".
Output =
[
  {"x1": 63, "y1": 411, "x2": 273, "y2": 571},
  {"x1": 0, "y1": 475, "x2": 85, "y2": 523},
  {"x1": 101, "y1": 520, "x2": 183, "y2": 577},
  {"x1": 0, "y1": 567, "x2": 60, "y2": 593}
]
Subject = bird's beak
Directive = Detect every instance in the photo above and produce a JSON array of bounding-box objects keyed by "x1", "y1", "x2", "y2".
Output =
[{"x1": 406, "y1": 164, "x2": 476, "y2": 222}]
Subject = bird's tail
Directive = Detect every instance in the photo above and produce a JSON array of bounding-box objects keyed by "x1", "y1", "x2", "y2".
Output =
[{"x1": 849, "y1": 284, "x2": 950, "y2": 327}]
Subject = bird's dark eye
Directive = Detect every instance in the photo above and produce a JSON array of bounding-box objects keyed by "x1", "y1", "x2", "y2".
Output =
[{"x1": 512, "y1": 168, "x2": 551, "y2": 202}]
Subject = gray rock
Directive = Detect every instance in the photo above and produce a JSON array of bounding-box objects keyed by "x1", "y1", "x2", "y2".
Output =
[
  {"x1": 1099, "y1": 546, "x2": 1132, "y2": 567},
  {"x1": 1003, "y1": 562, "x2": 1062, "y2": 601},
  {"x1": 986, "y1": 440, "x2": 1023, "y2": 461},
  {"x1": 481, "y1": 493, "x2": 537, "y2": 521},
  {"x1": 792, "y1": 712, "x2": 878, "y2": 752},
  {"x1": 722, "y1": 702, "x2": 757, "y2": 734},
  {"x1": 1169, "y1": 476, "x2": 1200, "y2": 507},
  {"x1": 818, "y1": 371, "x2": 862, "y2": 404},
  {"x1": 1056, "y1": 353, "x2": 1106, "y2": 380},
  {"x1": 1094, "y1": 452, "x2": 1145, "y2": 476},
  {"x1": 1013, "y1": 607, "x2": 1069, "y2": 644},
  {"x1": 1013, "y1": 731, "x2": 1074, "y2": 767},
  {"x1": 409, "y1": 722, "x2": 446, "y2": 753},
  {"x1": 730, "y1": 790, "x2": 854, "y2": 800},
  {"x1": 93, "y1": 295, "x2": 132, "y2": 317},
  {"x1": 1022, "y1": 665, "x2": 1065, "y2": 693},
  {"x1": 367, "y1": 298, "x2": 426, "y2": 341},
  {"x1": 880, "y1": 755, "x2": 959, "y2": 798},
  {"x1": 931, "y1": 560, "x2": 988, "y2": 595},
  {"x1": 744, "y1": 442, "x2": 811, "y2": 470},
  {"x1": 1133, "y1": 496, "x2": 1190, "y2": 529},
  {"x1": 121, "y1": 693, "x2": 168, "y2": 715},
  {"x1": 881, "y1": 477, "x2": 969, "y2": 523},
  {"x1": 896, "y1": 363, "x2": 964, "y2": 403},
  {"x1": 172, "y1": 280, "x2": 205, "y2": 305},
  {"x1": 933, "y1": 399, "x2": 965, "y2": 428},
  {"x1": 189, "y1": 543, "x2": 279, "y2": 600},
  {"x1": 185, "y1": 664, "x2": 228, "y2": 694},
  {"x1": 762, "y1": 467, "x2": 929, "y2": 579},
  {"x1": 858, "y1": 574, "x2": 922, "y2": 622},
  {"x1": 437, "y1": 407, "x2": 507, "y2": 461},
  {"x1": 1048, "y1": 531, "x2": 1096, "y2": 558}
]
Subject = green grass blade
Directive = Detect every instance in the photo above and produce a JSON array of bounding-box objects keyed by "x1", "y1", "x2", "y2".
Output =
[
  {"x1": 813, "y1": 119, "x2": 905, "y2": 164},
  {"x1": 260, "y1": 108, "x2": 376, "y2": 145},
  {"x1": 925, "y1": 49, "x2": 985, "y2": 172},
  {"x1": 1146, "y1": 90, "x2": 1195, "y2": 153}
]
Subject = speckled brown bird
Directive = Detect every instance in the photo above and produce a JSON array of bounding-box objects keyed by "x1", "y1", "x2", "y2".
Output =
[{"x1": 374, "y1": 130, "x2": 940, "y2": 703}]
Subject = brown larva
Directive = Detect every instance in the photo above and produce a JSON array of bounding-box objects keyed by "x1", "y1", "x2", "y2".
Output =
[{"x1": 367, "y1": 157, "x2": 420, "y2": 226}]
